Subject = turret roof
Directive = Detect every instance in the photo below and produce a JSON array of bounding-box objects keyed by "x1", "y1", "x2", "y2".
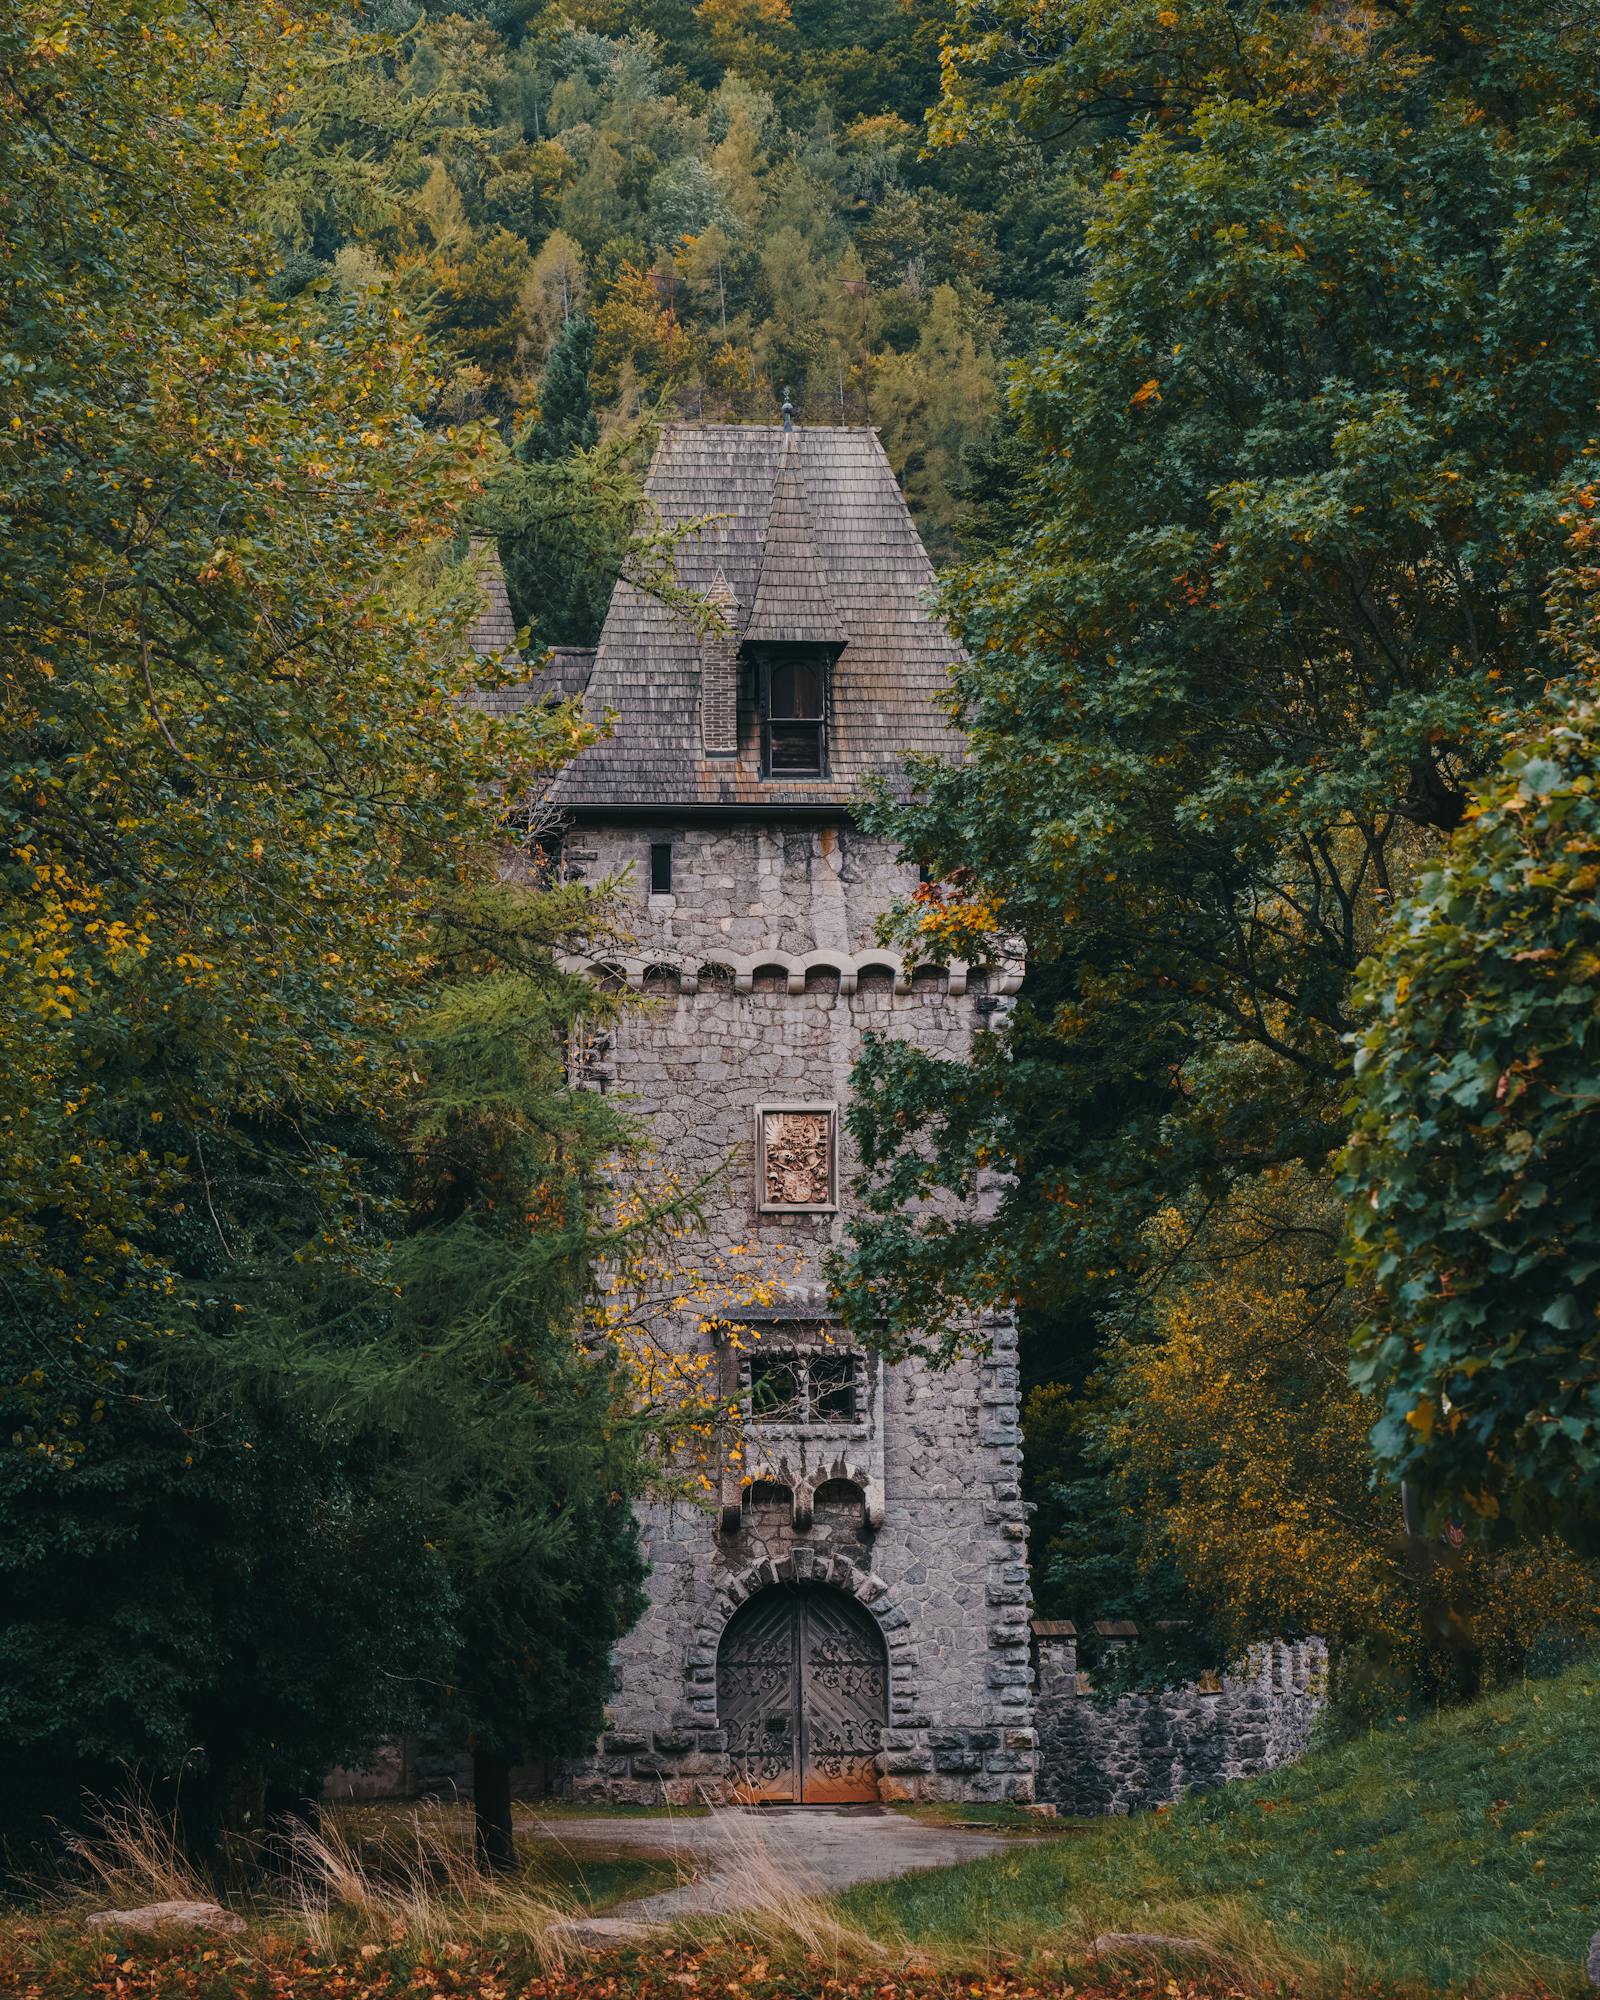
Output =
[{"x1": 547, "y1": 422, "x2": 965, "y2": 813}]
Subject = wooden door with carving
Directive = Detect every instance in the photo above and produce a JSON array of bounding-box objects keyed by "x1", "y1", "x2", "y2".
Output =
[
  {"x1": 797, "y1": 1588, "x2": 888, "y2": 1802},
  {"x1": 718, "y1": 1586, "x2": 886, "y2": 1803}
]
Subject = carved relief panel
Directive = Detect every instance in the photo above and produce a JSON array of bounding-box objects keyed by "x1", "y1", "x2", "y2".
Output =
[{"x1": 756, "y1": 1103, "x2": 837, "y2": 1211}]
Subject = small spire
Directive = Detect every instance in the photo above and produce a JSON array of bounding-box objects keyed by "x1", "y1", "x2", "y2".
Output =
[{"x1": 781, "y1": 386, "x2": 794, "y2": 433}]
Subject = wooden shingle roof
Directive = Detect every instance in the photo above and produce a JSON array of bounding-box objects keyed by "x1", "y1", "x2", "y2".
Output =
[
  {"x1": 551, "y1": 423, "x2": 964, "y2": 813},
  {"x1": 474, "y1": 647, "x2": 596, "y2": 718},
  {"x1": 466, "y1": 538, "x2": 518, "y2": 658},
  {"x1": 743, "y1": 441, "x2": 847, "y2": 648}
]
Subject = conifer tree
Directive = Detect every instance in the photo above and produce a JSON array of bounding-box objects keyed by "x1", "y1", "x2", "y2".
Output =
[
  {"x1": 0, "y1": 0, "x2": 653, "y2": 1864},
  {"x1": 344, "y1": 880, "x2": 650, "y2": 1873},
  {"x1": 502, "y1": 316, "x2": 623, "y2": 647},
  {"x1": 522, "y1": 314, "x2": 602, "y2": 461}
]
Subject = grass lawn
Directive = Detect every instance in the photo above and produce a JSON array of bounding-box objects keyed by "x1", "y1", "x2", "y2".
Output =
[
  {"x1": 839, "y1": 1662, "x2": 1600, "y2": 1991},
  {"x1": 11, "y1": 1674, "x2": 1599, "y2": 1996},
  {"x1": 528, "y1": 1844, "x2": 677, "y2": 1912}
]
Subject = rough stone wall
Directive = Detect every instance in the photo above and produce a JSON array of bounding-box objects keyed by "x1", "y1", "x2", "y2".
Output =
[
  {"x1": 552, "y1": 818, "x2": 1034, "y2": 1803},
  {"x1": 1034, "y1": 1624, "x2": 1328, "y2": 1816},
  {"x1": 563, "y1": 819, "x2": 923, "y2": 964}
]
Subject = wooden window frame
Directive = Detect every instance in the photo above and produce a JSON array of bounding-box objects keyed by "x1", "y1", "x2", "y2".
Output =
[{"x1": 756, "y1": 647, "x2": 831, "y2": 779}]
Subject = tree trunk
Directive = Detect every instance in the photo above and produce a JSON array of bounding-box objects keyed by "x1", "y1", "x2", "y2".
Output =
[
  {"x1": 473, "y1": 1751, "x2": 516, "y2": 1874},
  {"x1": 1400, "y1": 1479, "x2": 1482, "y2": 1703},
  {"x1": 263, "y1": 1777, "x2": 321, "y2": 1877}
]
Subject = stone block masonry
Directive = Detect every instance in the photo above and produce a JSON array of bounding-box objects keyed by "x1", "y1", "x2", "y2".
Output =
[
  {"x1": 548, "y1": 820, "x2": 1035, "y2": 1805},
  {"x1": 350, "y1": 475, "x2": 1334, "y2": 1819},
  {"x1": 1033, "y1": 1622, "x2": 1328, "y2": 1816}
]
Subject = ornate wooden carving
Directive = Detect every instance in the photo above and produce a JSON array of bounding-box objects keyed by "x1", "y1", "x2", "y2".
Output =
[
  {"x1": 719, "y1": 1589, "x2": 801, "y2": 1803},
  {"x1": 761, "y1": 1109, "x2": 832, "y2": 1207},
  {"x1": 718, "y1": 1585, "x2": 886, "y2": 1803}
]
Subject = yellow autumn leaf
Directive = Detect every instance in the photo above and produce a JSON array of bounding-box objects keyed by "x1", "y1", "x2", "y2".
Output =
[{"x1": 1130, "y1": 377, "x2": 1162, "y2": 407}]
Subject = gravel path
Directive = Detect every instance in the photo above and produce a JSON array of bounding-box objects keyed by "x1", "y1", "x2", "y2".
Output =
[{"x1": 522, "y1": 1805, "x2": 1012, "y2": 1938}]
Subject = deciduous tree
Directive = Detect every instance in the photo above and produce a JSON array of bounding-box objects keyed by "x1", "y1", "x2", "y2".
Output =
[
  {"x1": 839, "y1": 0, "x2": 1600, "y2": 1360},
  {"x1": 1343, "y1": 651, "x2": 1600, "y2": 1546}
]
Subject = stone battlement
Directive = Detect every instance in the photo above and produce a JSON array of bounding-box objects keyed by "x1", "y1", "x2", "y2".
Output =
[
  {"x1": 567, "y1": 947, "x2": 1023, "y2": 1000},
  {"x1": 1033, "y1": 1621, "x2": 1328, "y2": 1815}
]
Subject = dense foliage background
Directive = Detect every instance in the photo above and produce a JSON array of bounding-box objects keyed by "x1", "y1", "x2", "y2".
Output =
[
  {"x1": 6, "y1": 0, "x2": 1600, "y2": 1878},
  {"x1": 833, "y1": 0, "x2": 1600, "y2": 1706},
  {"x1": 255, "y1": 0, "x2": 1073, "y2": 605}
]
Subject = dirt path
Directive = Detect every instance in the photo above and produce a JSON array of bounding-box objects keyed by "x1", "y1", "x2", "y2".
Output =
[{"x1": 522, "y1": 1804, "x2": 1011, "y2": 1938}]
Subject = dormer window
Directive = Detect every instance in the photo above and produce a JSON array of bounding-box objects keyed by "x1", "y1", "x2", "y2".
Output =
[{"x1": 762, "y1": 651, "x2": 829, "y2": 777}]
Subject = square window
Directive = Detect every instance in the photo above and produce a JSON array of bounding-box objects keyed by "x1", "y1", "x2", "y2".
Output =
[
  {"x1": 743, "y1": 1345, "x2": 863, "y2": 1430},
  {"x1": 749, "y1": 1354, "x2": 803, "y2": 1422},
  {"x1": 761, "y1": 653, "x2": 829, "y2": 777},
  {"x1": 756, "y1": 1104, "x2": 837, "y2": 1211},
  {"x1": 807, "y1": 1352, "x2": 857, "y2": 1423}
]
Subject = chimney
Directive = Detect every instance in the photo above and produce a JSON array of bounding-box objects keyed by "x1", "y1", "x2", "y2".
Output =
[{"x1": 700, "y1": 572, "x2": 740, "y2": 756}]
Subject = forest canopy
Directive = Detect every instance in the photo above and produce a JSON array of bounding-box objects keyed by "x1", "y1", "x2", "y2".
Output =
[{"x1": 4, "y1": 0, "x2": 1599, "y2": 1874}]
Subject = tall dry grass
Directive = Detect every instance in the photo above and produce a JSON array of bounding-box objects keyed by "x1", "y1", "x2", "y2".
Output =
[
  {"x1": 39, "y1": 1797, "x2": 598, "y2": 1962},
  {"x1": 282, "y1": 1809, "x2": 580, "y2": 1963},
  {"x1": 58, "y1": 1795, "x2": 215, "y2": 1913},
  {"x1": 660, "y1": 1807, "x2": 885, "y2": 1968}
]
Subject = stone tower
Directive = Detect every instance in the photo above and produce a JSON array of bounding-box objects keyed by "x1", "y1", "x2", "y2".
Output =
[{"x1": 499, "y1": 423, "x2": 1033, "y2": 1804}]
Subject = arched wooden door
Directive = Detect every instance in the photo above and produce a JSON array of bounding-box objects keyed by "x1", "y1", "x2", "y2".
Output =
[{"x1": 717, "y1": 1584, "x2": 887, "y2": 1803}]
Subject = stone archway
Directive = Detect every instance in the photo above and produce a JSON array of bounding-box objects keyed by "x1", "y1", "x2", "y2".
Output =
[{"x1": 717, "y1": 1582, "x2": 888, "y2": 1803}]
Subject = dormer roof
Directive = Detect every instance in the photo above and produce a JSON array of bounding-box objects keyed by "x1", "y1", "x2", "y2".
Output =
[
  {"x1": 742, "y1": 442, "x2": 847, "y2": 649},
  {"x1": 550, "y1": 423, "x2": 965, "y2": 813}
]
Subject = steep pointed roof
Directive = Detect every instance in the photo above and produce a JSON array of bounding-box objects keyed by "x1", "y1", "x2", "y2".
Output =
[
  {"x1": 465, "y1": 537, "x2": 518, "y2": 657},
  {"x1": 551, "y1": 423, "x2": 965, "y2": 812},
  {"x1": 743, "y1": 441, "x2": 846, "y2": 648},
  {"x1": 467, "y1": 537, "x2": 598, "y2": 717}
]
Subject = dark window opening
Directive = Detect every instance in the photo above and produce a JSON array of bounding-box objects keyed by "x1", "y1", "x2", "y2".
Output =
[
  {"x1": 529, "y1": 834, "x2": 564, "y2": 888},
  {"x1": 747, "y1": 1348, "x2": 859, "y2": 1426},
  {"x1": 808, "y1": 1353, "x2": 857, "y2": 1422},
  {"x1": 764, "y1": 654, "x2": 828, "y2": 776},
  {"x1": 746, "y1": 1479, "x2": 793, "y2": 1513},
  {"x1": 749, "y1": 1355, "x2": 803, "y2": 1421},
  {"x1": 649, "y1": 841, "x2": 673, "y2": 896},
  {"x1": 812, "y1": 1478, "x2": 866, "y2": 1522}
]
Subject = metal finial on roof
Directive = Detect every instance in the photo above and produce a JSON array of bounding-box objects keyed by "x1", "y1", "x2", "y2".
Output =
[{"x1": 781, "y1": 387, "x2": 794, "y2": 432}]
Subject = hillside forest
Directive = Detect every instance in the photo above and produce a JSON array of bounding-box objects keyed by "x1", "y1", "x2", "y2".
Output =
[
  {"x1": 265, "y1": 0, "x2": 1049, "y2": 607},
  {"x1": 5, "y1": 0, "x2": 1600, "y2": 1881}
]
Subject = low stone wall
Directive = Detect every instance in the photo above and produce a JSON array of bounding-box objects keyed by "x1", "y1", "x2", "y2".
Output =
[{"x1": 1034, "y1": 1620, "x2": 1327, "y2": 1816}]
